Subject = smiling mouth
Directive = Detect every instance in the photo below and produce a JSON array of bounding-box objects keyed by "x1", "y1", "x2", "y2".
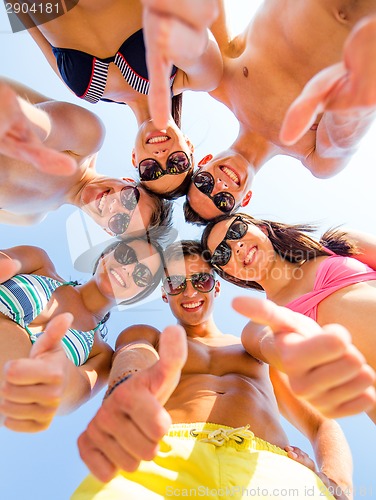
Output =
[
  {"x1": 181, "y1": 300, "x2": 204, "y2": 310},
  {"x1": 147, "y1": 134, "x2": 170, "y2": 144},
  {"x1": 220, "y1": 165, "x2": 240, "y2": 186},
  {"x1": 110, "y1": 268, "x2": 127, "y2": 288},
  {"x1": 244, "y1": 247, "x2": 257, "y2": 266},
  {"x1": 97, "y1": 190, "x2": 110, "y2": 214}
]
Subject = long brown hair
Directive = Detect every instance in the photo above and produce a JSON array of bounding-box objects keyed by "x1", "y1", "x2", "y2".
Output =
[{"x1": 201, "y1": 213, "x2": 359, "y2": 291}]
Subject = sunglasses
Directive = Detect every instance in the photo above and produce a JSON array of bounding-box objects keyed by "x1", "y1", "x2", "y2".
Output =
[
  {"x1": 193, "y1": 171, "x2": 235, "y2": 213},
  {"x1": 139, "y1": 151, "x2": 192, "y2": 181},
  {"x1": 163, "y1": 272, "x2": 216, "y2": 295},
  {"x1": 111, "y1": 242, "x2": 153, "y2": 288},
  {"x1": 108, "y1": 186, "x2": 140, "y2": 236},
  {"x1": 210, "y1": 216, "x2": 248, "y2": 267}
]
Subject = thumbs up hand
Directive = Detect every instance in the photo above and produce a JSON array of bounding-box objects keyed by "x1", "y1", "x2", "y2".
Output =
[
  {"x1": 0, "y1": 313, "x2": 73, "y2": 432},
  {"x1": 78, "y1": 325, "x2": 187, "y2": 482}
]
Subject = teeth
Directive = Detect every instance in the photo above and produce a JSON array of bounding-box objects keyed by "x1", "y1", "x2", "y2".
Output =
[
  {"x1": 147, "y1": 135, "x2": 169, "y2": 144},
  {"x1": 182, "y1": 301, "x2": 202, "y2": 309},
  {"x1": 98, "y1": 191, "x2": 108, "y2": 214},
  {"x1": 221, "y1": 166, "x2": 239, "y2": 185},
  {"x1": 110, "y1": 269, "x2": 125, "y2": 287},
  {"x1": 244, "y1": 247, "x2": 257, "y2": 265}
]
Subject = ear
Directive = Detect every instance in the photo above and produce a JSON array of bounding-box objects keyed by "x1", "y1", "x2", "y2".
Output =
[
  {"x1": 184, "y1": 136, "x2": 195, "y2": 154},
  {"x1": 161, "y1": 287, "x2": 169, "y2": 303},
  {"x1": 240, "y1": 190, "x2": 252, "y2": 207},
  {"x1": 214, "y1": 280, "x2": 221, "y2": 297},
  {"x1": 131, "y1": 150, "x2": 137, "y2": 168},
  {"x1": 198, "y1": 154, "x2": 213, "y2": 167}
]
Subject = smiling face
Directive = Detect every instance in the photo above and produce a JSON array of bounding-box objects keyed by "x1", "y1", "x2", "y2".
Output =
[
  {"x1": 206, "y1": 216, "x2": 276, "y2": 284},
  {"x1": 94, "y1": 239, "x2": 162, "y2": 302},
  {"x1": 186, "y1": 150, "x2": 254, "y2": 220},
  {"x1": 162, "y1": 254, "x2": 220, "y2": 328},
  {"x1": 80, "y1": 177, "x2": 156, "y2": 237},
  {"x1": 132, "y1": 119, "x2": 194, "y2": 196}
]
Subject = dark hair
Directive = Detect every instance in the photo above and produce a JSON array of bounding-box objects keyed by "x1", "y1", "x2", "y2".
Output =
[
  {"x1": 183, "y1": 198, "x2": 210, "y2": 226},
  {"x1": 93, "y1": 236, "x2": 165, "y2": 305},
  {"x1": 143, "y1": 166, "x2": 194, "y2": 201},
  {"x1": 172, "y1": 93, "x2": 183, "y2": 128},
  {"x1": 140, "y1": 187, "x2": 174, "y2": 236},
  {"x1": 164, "y1": 240, "x2": 210, "y2": 265},
  {"x1": 201, "y1": 213, "x2": 359, "y2": 291}
]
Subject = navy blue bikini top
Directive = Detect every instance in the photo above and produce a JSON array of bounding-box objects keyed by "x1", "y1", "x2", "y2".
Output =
[{"x1": 51, "y1": 29, "x2": 178, "y2": 104}]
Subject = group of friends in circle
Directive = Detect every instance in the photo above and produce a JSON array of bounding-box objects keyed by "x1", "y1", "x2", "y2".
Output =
[{"x1": 1, "y1": 1, "x2": 376, "y2": 499}]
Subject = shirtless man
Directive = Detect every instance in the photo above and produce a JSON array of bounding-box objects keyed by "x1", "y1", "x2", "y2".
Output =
[
  {"x1": 140, "y1": 0, "x2": 376, "y2": 222},
  {"x1": 72, "y1": 240, "x2": 376, "y2": 499},
  {"x1": 0, "y1": 78, "x2": 171, "y2": 235}
]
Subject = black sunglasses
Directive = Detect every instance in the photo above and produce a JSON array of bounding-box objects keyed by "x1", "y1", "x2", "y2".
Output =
[
  {"x1": 193, "y1": 171, "x2": 235, "y2": 213},
  {"x1": 139, "y1": 151, "x2": 192, "y2": 181},
  {"x1": 163, "y1": 272, "x2": 216, "y2": 295},
  {"x1": 210, "y1": 216, "x2": 248, "y2": 267},
  {"x1": 108, "y1": 186, "x2": 140, "y2": 236},
  {"x1": 112, "y1": 242, "x2": 153, "y2": 288}
]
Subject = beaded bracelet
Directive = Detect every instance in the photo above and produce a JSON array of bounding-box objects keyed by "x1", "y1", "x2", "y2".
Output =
[{"x1": 103, "y1": 371, "x2": 137, "y2": 400}]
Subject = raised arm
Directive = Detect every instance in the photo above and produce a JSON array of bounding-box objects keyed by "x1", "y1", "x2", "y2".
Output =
[
  {"x1": 272, "y1": 369, "x2": 352, "y2": 499},
  {"x1": 78, "y1": 323, "x2": 187, "y2": 482},
  {"x1": 0, "y1": 245, "x2": 56, "y2": 282},
  {"x1": 141, "y1": 0, "x2": 221, "y2": 129},
  {"x1": 343, "y1": 229, "x2": 376, "y2": 270},
  {"x1": 234, "y1": 296, "x2": 376, "y2": 419},
  {"x1": 0, "y1": 79, "x2": 105, "y2": 172},
  {"x1": 280, "y1": 15, "x2": 376, "y2": 177}
]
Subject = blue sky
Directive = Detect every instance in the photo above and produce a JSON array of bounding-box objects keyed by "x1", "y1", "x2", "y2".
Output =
[{"x1": 1, "y1": 2, "x2": 375, "y2": 498}]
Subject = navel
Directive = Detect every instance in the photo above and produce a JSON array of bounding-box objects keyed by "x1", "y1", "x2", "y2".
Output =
[{"x1": 243, "y1": 66, "x2": 249, "y2": 78}]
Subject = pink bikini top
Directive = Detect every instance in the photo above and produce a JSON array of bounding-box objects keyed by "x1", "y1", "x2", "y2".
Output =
[{"x1": 286, "y1": 255, "x2": 376, "y2": 321}]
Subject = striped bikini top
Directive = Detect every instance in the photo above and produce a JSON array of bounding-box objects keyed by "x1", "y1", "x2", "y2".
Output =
[
  {"x1": 51, "y1": 29, "x2": 178, "y2": 104},
  {"x1": 0, "y1": 274, "x2": 105, "y2": 367}
]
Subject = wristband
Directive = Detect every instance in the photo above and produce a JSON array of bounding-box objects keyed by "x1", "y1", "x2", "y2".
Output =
[{"x1": 104, "y1": 372, "x2": 136, "y2": 400}]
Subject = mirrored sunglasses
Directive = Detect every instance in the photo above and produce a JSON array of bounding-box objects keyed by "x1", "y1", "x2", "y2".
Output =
[
  {"x1": 163, "y1": 272, "x2": 216, "y2": 295},
  {"x1": 211, "y1": 216, "x2": 248, "y2": 267},
  {"x1": 193, "y1": 171, "x2": 235, "y2": 213},
  {"x1": 108, "y1": 186, "x2": 140, "y2": 236},
  {"x1": 113, "y1": 242, "x2": 153, "y2": 288},
  {"x1": 139, "y1": 151, "x2": 191, "y2": 181}
]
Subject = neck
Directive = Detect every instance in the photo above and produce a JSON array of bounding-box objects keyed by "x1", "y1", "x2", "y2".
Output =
[
  {"x1": 127, "y1": 97, "x2": 152, "y2": 126},
  {"x1": 66, "y1": 158, "x2": 98, "y2": 207},
  {"x1": 179, "y1": 316, "x2": 223, "y2": 339},
  {"x1": 77, "y1": 279, "x2": 115, "y2": 321},
  {"x1": 232, "y1": 130, "x2": 280, "y2": 172},
  {"x1": 257, "y1": 255, "x2": 300, "y2": 302}
]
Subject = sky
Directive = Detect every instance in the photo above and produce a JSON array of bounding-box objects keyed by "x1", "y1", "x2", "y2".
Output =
[{"x1": 1, "y1": 1, "x2": 376, "y2": 499}]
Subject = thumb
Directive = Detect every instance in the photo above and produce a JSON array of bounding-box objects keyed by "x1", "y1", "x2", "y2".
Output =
[
  {"x1": 232, "y1": 296, "x2": 322, "y2": 339},
  {"x1": 148, "y1": 324, "x2": 188, "y2": 404},
  {"x1": 30, "y1": 312, "x2": 73, "y2": 359},
  {"x1": 280, "y1": 62, "x2": 347, "y2": 145}
]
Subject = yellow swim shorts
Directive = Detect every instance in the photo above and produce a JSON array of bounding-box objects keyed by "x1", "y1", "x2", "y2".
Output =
[{"x1": 72, "y1": 422, "x2": 335, "y2": 499}]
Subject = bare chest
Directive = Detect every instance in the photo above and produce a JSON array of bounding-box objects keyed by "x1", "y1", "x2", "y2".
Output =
[{"x1": 183, "y1": 337, "x2": 262, "y2": 378}]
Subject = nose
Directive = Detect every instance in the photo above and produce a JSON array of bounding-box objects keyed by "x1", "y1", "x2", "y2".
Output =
[
  {"x1": 108, "y1": 195, "x2": 123, "y2": 214},
  {"x1": 214, "y1": 177, "x2": 229, "y2": 191},
  {"x1": 229, "y1": 240, "x2": 245, "y2": 259},
  {"x1": 152, "y1": 148, "x2": 169, "y2": 158},
  {"x1": 182, "y1": 279, "x2": 197, "y2": 298}
]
